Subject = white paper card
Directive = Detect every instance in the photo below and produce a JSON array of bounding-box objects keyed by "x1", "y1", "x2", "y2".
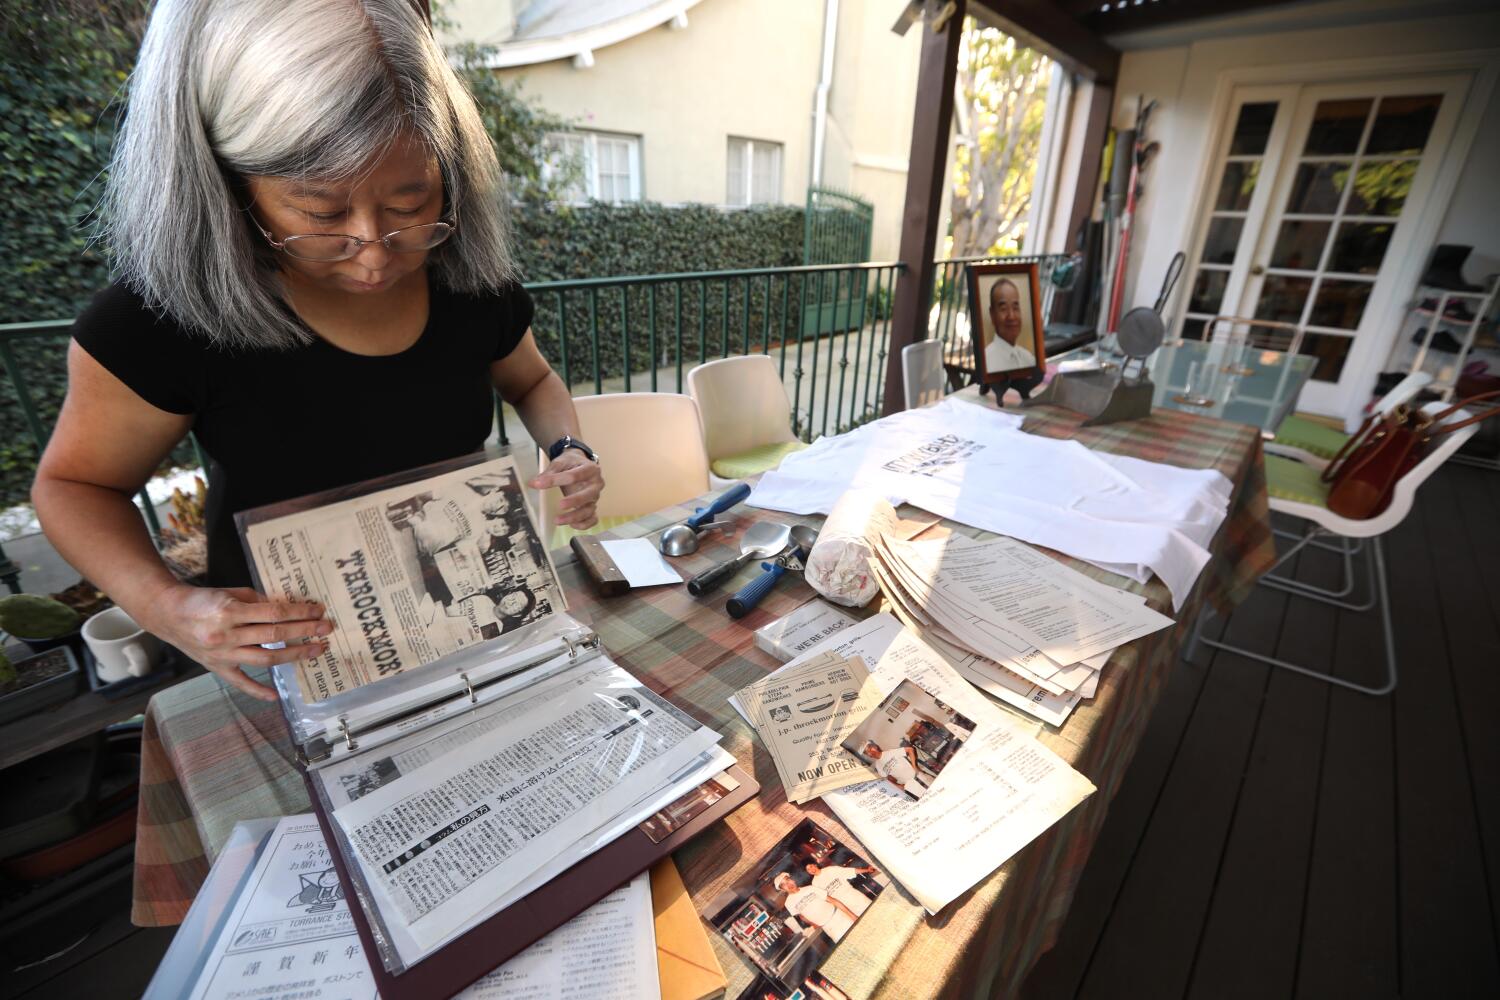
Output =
[{"x1": 600, "y1": 538, "x2": 684, "y2": 587}]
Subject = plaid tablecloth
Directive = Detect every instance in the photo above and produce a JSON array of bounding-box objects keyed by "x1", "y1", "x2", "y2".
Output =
[{"x1": 132, "y1": 401, "x2": 1272, "y2": 999}]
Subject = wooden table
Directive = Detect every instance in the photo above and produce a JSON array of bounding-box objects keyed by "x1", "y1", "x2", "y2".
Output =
[{"x1": 130, "y1": 402, "x2": 1273, "y2": 998}]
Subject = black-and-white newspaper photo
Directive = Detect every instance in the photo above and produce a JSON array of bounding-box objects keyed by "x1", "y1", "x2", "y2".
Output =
[{"x1": 244, "y1": 456, "x2": 564, "y2": 702}]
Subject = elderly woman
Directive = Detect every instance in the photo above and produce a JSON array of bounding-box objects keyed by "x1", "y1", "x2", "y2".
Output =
[{"x1": 31, "y1": 0, "x2": 603, "y2": 700}]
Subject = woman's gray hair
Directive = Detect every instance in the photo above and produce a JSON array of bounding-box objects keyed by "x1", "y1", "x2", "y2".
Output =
[{"x1": 104, "y1": 0, "x2": 516, "y2": 350}]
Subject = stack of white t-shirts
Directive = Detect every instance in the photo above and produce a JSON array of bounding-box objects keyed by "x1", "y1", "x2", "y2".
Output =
[{"x1": 749, "y1": 396, "x2": 1233, "y2": 610}]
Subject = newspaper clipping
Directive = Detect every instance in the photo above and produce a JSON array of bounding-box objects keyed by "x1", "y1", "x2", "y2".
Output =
[{"x1": 244, "y1": 456, "x2": 564, "y2": 703}]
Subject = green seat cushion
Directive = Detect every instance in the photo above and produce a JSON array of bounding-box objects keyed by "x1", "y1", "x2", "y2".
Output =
[
  {"x1": 551, "y1": 513, "x2": 638, "y2": 551},
  {"x1": 711, "y1": 440, "x2": 809, "y2": 480},
  {"x1": 1273, "y1": 414, "x2": 1349, "y2": 460},
  {"x1": 1265, "y1": 454, "x2": 1330, "y2": 508}
]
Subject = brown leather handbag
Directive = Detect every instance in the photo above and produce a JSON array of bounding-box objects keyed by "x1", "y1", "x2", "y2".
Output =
[{"x1": 1320, "y1": 390, "x2": 1500, "y2": 519}]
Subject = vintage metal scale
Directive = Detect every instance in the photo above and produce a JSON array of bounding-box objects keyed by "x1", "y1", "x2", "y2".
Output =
[{"x1": 1024, "y1": 306, "x2": 1165, "y2": 426}]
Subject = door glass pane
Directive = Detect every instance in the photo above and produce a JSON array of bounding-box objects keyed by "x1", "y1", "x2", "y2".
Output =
[
  {"x1": 1305, "y1": 99, "x2": 1372, "y2": 155},
  {"x1": 1328, "y1": 222, "x2": 1393, "y2": 274},
  {"x1": 1189, "y1": 269, "x2": 1229, "y2": 314},
  {"x1": 1255, "y1": 275, "x2": 1313, "y2": 324},
  {"x1": 1230, "y1": 102, "x2": 1278, "y2": 155},
  {"x1": 1270, "y1": 220, "x2": 1331, "y2": 270},
  {"x1": 1286, "y1": 162, "x2": 1348, "y2": 214},
  {"x1": 1299, "y1": 331, "x2": 1353, "y2": 382},
  {"x1": 1214, "y1": 161, "x2": 1260, "y2": 211},
  {"x1": 1348, "y1": 160, "x2": 1415, "y2": 216},
  {"x1": 1366, "y1": 95, "x2": 1441, "y2": 155},
  {"x1": 1180, "y1": 317, "x2": 1209, "y2": 342},
  {"x1": 1309, "y1": 278, "x2": 1374, "y2": 329},
  {"x1": 1202, "y1": 217, "x2": 1244, "y2": 265}
]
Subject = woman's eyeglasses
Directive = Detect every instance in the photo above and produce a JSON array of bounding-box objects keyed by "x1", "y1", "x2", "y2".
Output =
[{"x1": 255, "y1": 219, "x2": 456, "y2": 262}]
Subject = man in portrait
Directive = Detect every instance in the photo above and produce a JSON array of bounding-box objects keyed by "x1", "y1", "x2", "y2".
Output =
[{"x1": 983, "y1": 277, "x2": 1036, "y2": 372}]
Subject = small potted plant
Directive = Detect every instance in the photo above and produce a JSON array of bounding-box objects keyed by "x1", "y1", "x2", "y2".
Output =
[{"x1": 0, "y1": 594, "x2": 84, "y2": 654}]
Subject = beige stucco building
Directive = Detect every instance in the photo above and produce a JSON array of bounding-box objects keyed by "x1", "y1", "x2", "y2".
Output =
[{"x1": 439, "y1": 0, "x2": 922, "y2": 261}]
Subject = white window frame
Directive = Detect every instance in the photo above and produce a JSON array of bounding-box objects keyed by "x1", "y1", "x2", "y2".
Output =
[
  {"x1": 726, "y1": 136, "x2": 783, "y2": 207},
  {"x1": 543, "y1": 130, "x2": 643, "y2": 204}
]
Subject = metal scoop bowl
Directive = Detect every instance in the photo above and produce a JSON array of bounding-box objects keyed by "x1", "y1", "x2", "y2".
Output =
[{"x1": 660, "y1": 482, "x2": 752, "y2": 557}]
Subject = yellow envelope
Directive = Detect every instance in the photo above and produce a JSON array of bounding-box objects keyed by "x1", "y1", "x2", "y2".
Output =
[{"x1": 651, "y1": 857, "x2": 727, "y2": 1000}]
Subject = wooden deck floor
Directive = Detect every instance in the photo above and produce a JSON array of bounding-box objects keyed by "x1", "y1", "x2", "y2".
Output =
[
  {"x1": 5, "y1": 465, "x2": 1498, "y2": 1000},
  {"x1": 1022, "y1": 461, "x2": 1500, "y2": 999}
]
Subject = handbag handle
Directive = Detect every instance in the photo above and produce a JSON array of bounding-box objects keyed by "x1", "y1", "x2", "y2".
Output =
[
  {"x1": 1321, "y1": 411, "x2": 1383, "y2": 484},
  {"x1": 1425, "y1": 389, "x2": 1500, "y2": 437}
]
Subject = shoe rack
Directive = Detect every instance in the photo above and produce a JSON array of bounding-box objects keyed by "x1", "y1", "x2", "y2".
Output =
[{"x1": 1385, "y1": 275, "x2": 1499, "y2": 400}]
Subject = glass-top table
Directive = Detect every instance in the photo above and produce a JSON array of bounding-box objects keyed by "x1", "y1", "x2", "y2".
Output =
[{"x1": 1045, "y1": 337, "x2": 1317, "y2": 436}]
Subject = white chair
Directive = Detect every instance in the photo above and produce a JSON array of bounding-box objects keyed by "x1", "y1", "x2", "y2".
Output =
[
  {"x1": 902, "y1": 339, "x2": 945, "y2": 409},
  {"x1": 1268, "y1": 371, "x2": 1434, "y2": 471},
  {"x1": 1189, "y1": 400, "x2": 1483, "y2": 695},
  {"x1": 536, "y1": 393, "x2": 710, "y2": 548},
  {"x1": 686, "y1": 355, "x2": 808, "y2": 489}
]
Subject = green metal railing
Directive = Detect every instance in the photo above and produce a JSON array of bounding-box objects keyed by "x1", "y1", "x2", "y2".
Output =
[{"x1": 0, "y1": 260, "x2": 904, "y2": 592}]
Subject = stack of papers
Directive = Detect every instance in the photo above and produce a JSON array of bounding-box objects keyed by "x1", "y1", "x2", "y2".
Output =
[
  {"x1": 167, "y1": 815, "x2": 665, "y2": 1000},
  {"x1": 731, "y1": 615, "x2": 1096, "y2": 914},
  {"x1": 734, "y1": 651, "x2": 884, "y2": 803},
  {"x1": 867, "y1": 531, "x2": 1173, "y2": 726}
]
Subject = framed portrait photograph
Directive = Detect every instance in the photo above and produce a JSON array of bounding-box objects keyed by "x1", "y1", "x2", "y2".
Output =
[{"x1": 966, "y1": 261, "x2": 1046, "y2": 381}]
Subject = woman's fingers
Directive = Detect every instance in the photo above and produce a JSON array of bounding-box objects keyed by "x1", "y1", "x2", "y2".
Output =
[
  {"x1": 228, "y1": 597, "x2": 327, "y2": 626},
  {"x1": 232, "y1": 619, "x2": 334, "y2": 647},
  {"x1": 207, "y1": 662, "x2": 280, "y2": 701},
  {"x1": 533, "y1": 460, "x2": 600, "y2": 491},
  {"x1": 557, "y1": 483, "x2": 603, "y2": 512},
  {"x1": 221, "y1": 639, "x2": 327, "y2": 670}
]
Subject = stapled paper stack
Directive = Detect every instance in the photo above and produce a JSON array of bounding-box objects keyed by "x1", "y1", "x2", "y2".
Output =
[{"x1": 867, "y1": 530, "x2": 1173, "y2": 726}]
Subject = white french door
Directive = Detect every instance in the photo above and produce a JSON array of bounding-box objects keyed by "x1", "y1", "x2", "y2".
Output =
[{"x1": 1177, "y1": 74, "x2": 1470, "y2": 417}]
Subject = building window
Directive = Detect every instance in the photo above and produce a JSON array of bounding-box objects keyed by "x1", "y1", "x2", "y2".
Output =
[
  {"x1": 543, "y1": 131, "x2": 642, "y2": 203},
  {"x1": 726, "y1": 137, "x2": 782, "y2": 206}
]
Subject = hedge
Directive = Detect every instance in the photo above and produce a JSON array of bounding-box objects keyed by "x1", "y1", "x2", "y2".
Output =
[{"x1": 0, "y1": 10, "x2": 811, "y2": 510}]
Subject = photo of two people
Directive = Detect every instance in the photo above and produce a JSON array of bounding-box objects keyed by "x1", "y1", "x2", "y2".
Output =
[
  {"x1": 841, "y1": 678, "x2": 978, "y2": 801},
  {"x1": 708, "y1": 819, "x2": 887, "y2": 991}
]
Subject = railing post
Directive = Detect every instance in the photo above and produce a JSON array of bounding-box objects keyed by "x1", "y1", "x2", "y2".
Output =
[
  {"x1": 0, "y1": 341, "x2": 51, "y2": 454},
  {"x1": 0, "y1": 540, "x2": 21, "y2": 594},
  {"x1": 884, "y1": 0, "x2": 965, "y2": 417}
]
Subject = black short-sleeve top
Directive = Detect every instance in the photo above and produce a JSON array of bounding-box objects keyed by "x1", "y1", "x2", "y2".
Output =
[{"x1": 71, "y1": 278, "x2": 534, "y2": 588}]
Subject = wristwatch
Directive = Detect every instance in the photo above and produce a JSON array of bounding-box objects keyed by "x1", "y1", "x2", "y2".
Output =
[{"x1": 546, "y1": 435, "x2": 598, "y2": 463}]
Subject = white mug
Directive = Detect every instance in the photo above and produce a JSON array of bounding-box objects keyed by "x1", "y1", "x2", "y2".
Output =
[{"x1": 83, "y1": 606, "x2": 164, "y2": 683}]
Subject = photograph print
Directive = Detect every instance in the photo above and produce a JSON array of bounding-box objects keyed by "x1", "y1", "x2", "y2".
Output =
[
  {"x1": 841, "y1": 678, "x2": 978, "y2": 800},
  {"x1": 707, "y1": 819, "x2": 886, "y2": 991},
  {"x1": 967, "y1": 260, "x2": 1046, "y2": 381},
  {"x1": 382, "y1": 463, "x2": 560, "y2": 645}
]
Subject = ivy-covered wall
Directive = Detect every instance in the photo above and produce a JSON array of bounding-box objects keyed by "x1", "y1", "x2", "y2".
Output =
[{"x1": 0, "y1": 10, "x2": 808, "y2": 509}]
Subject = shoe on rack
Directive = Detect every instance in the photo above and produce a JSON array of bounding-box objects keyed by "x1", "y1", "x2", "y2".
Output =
[
  {"x1": 1419, "y1": 298, "x2": 1478, "y2": 321},
  {"x1": 1411, "y1": 327, "x2": 1465, "y2": 353},
  {"x1": 1420, "y1": 244, "x2": 1482, "y2": 292}
]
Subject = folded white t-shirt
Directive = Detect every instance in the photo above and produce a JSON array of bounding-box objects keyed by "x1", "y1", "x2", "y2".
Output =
[{"x1": 749, "y1": 397, "x2": 1232, "y2": 609}]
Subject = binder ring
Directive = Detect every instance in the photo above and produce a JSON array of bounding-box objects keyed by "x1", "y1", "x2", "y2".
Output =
[
  {"x1": 561, "y1": 633, "x2": 579, "y2": 659},
  {"x1": 339, "y1": 718, "x2": 358, "y2": 753},
  {"x1": 461, "y1": 672, "x2": 476, "y2": 704}
]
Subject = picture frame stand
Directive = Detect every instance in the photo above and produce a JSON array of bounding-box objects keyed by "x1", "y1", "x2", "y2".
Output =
[{"x1": 978, "y1": 371, "x2": 1046, "y2": 404}]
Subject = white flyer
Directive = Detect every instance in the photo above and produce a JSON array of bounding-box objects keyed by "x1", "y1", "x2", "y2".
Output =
[
  {"x1": 183, "y1": 815, "x2": 660, "y2": 1000},
  {"x1": 732, "y1": 614, "x2": 1096, "y2": 914}
]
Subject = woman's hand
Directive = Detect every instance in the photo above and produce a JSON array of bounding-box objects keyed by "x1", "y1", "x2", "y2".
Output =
[
  {"x1": 140, "y1": 582, "x2": 332, "y2": 701},
  {"x1": 531, "y1": 449, "x2": 605, "y2": 529}
]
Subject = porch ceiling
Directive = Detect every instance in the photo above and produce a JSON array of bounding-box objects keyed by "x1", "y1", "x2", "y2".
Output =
[{"x1": 967, "y1": 0, "x2": 1320, "y2": 81}]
